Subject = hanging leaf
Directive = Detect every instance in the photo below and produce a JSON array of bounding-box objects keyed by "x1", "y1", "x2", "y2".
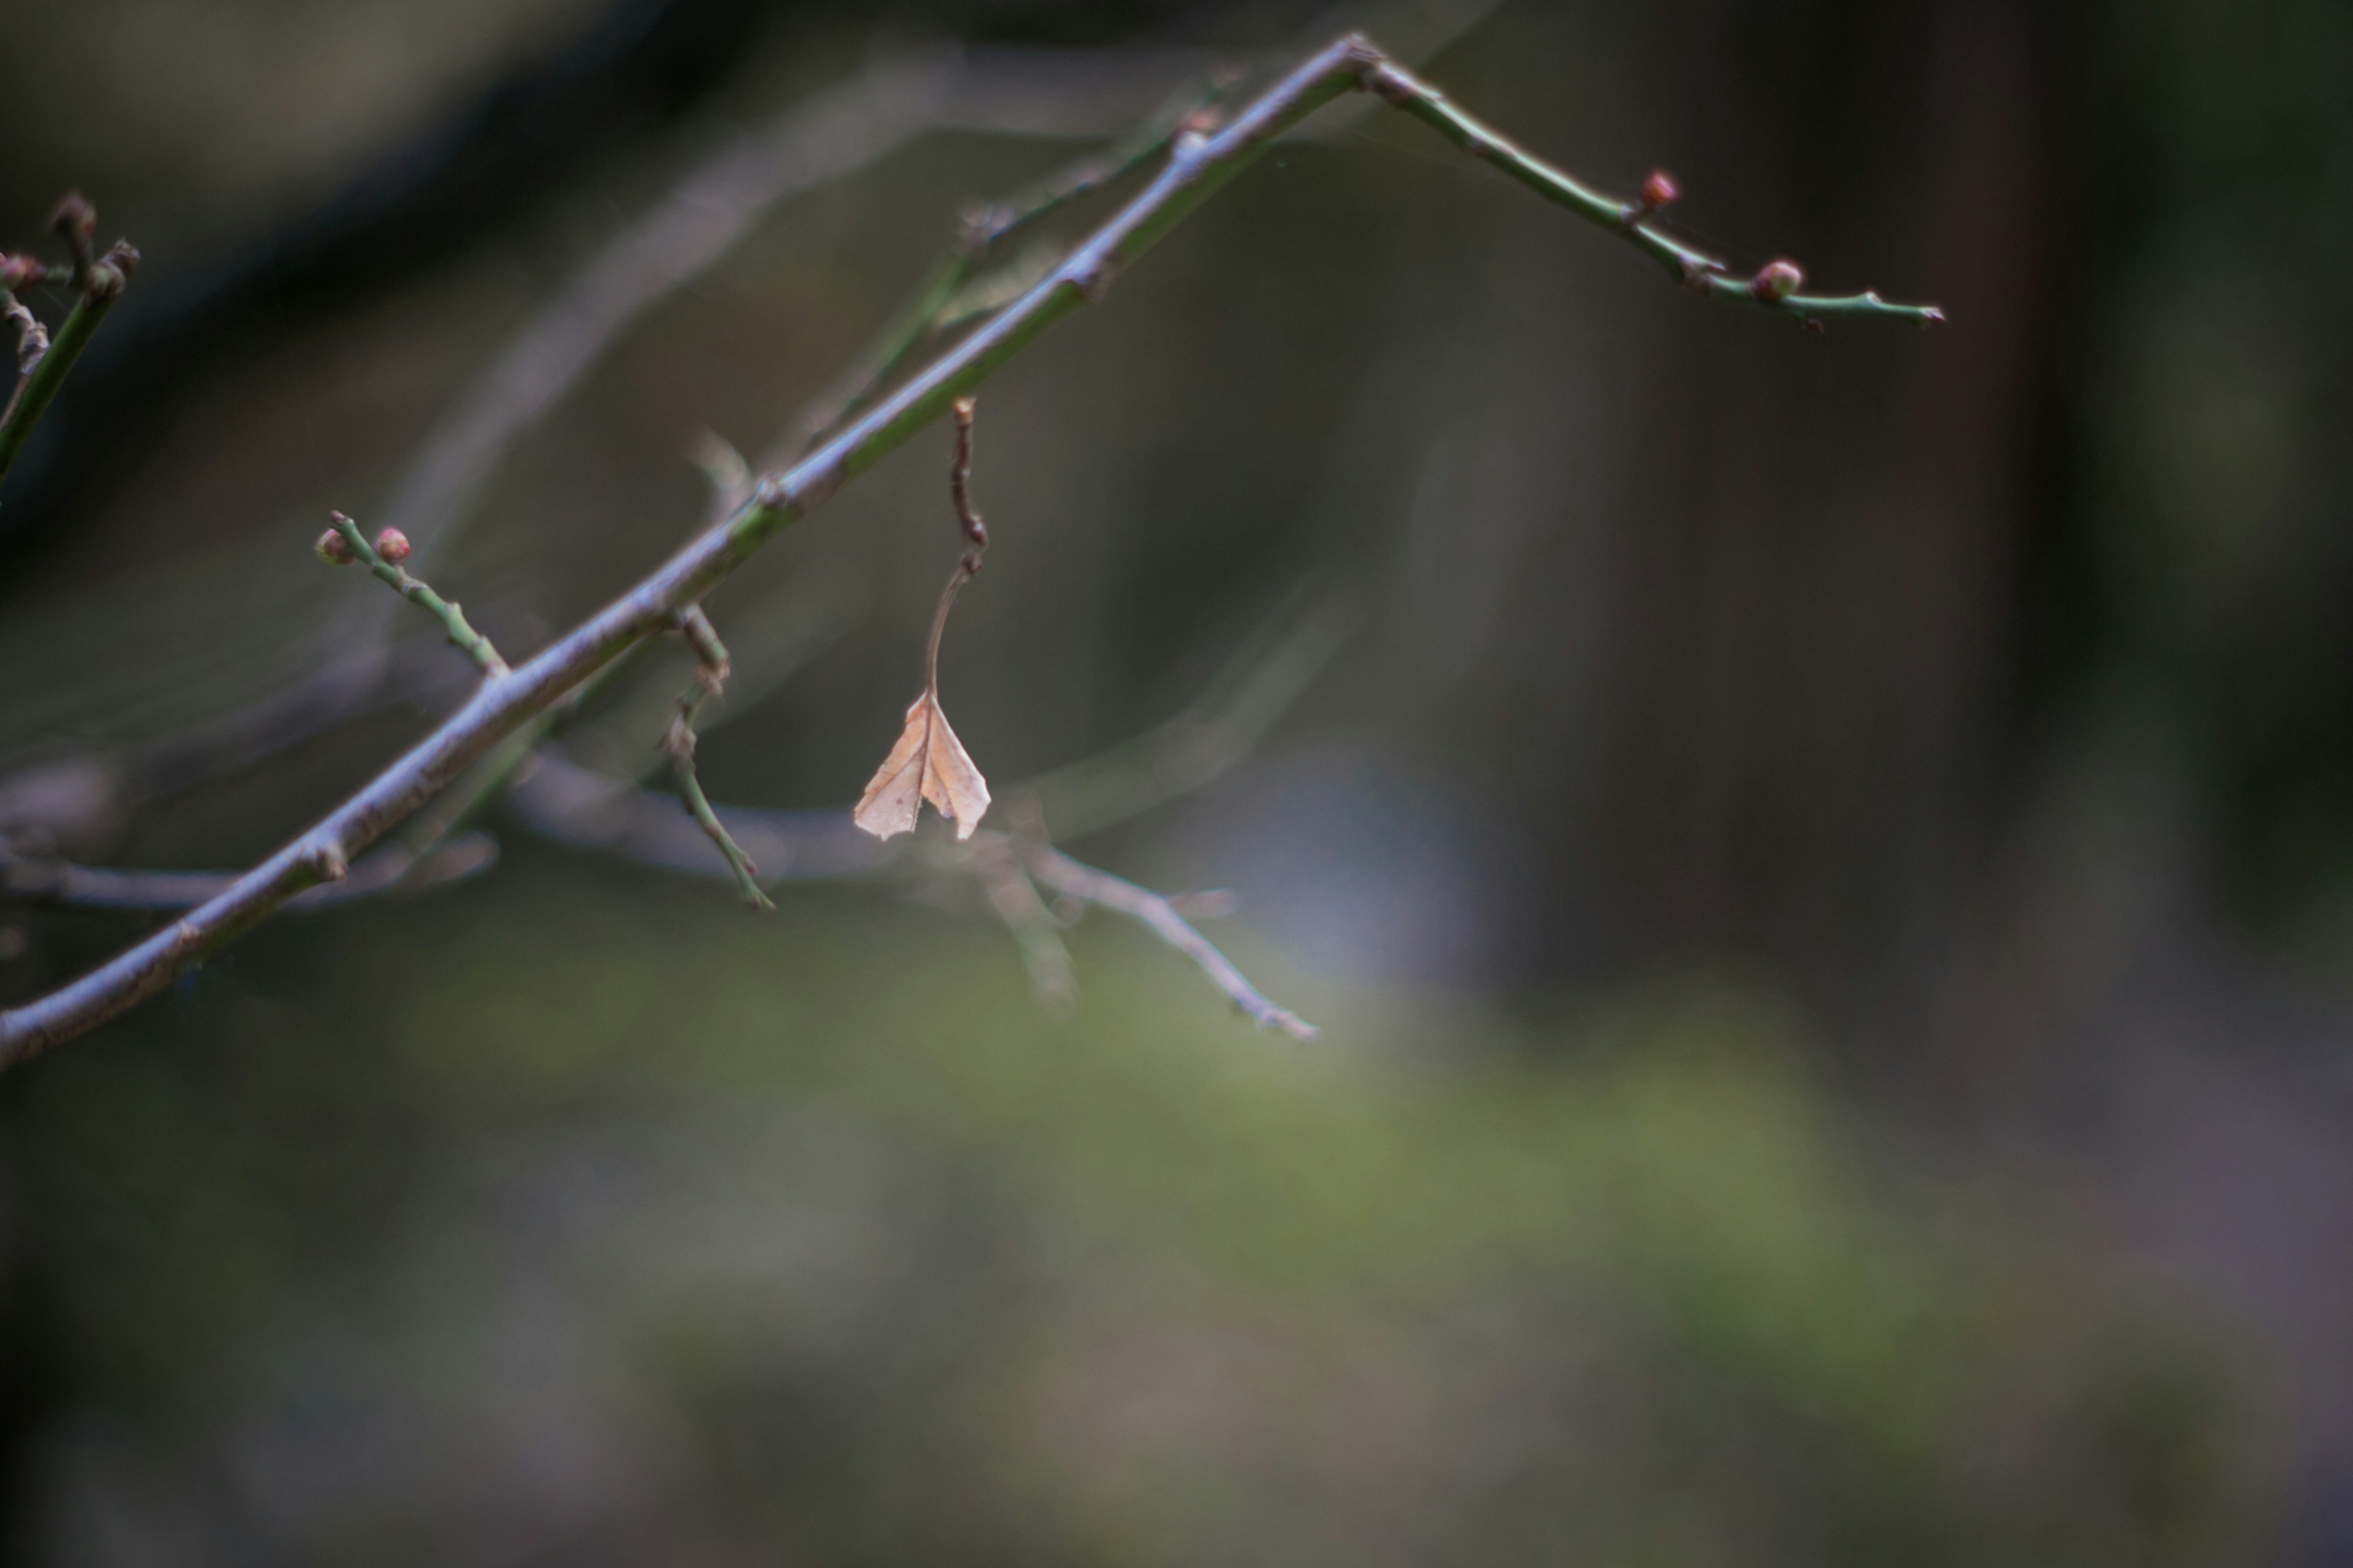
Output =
[
  {"x1": 854, "y1": 690, "x2": 990, "y2": 840},
  {"x1": 855, "y1": 397, "x2": 994, "y2": 841}
]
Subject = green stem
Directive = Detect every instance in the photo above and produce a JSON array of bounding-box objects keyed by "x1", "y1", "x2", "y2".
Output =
[
  {"x1": 0, "y1": 281, "x2": 121, "y2": 484},
  {"x1": 330, "y1": 513, "x2": 508, "y2": 676},
  {"x1": 1366, "y1": 62, "x2": 1944, "y2": 327}
]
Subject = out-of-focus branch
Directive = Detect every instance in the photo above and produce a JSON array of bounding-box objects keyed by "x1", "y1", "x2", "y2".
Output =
[
  {"x1": 0, "y1": 833, "x2": 496, "y2": 914},
  {"x1": 782, "y1": 69, "x2": 1238, "y2": 462},
  {"x1": 102, "y1": 45, "x2": 1228, "y2": 816},
  {"x1": 1023, "y1": 580, "x2": 1360, "y2": 841},
  {"x1": 0, "y1": 32, "x2": 1939, "y2": 1066},
  {"x1": 662, "y1": 605, "x2": 773, "y2": 909},
  {"x1": 504, "y1": 578, "x2": 1351, "y2": 1032},
  {"x1": 1020, "y1": 839, "x2": 1313, "y2": 1039},
  {"x1": 0, "y1": 194, "x2": 137, "y2": 483}
]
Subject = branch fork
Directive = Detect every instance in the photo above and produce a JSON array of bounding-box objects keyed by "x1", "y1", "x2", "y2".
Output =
[{"x1": 1, "y1": 31, "x2": 1942, "y2": 1065}]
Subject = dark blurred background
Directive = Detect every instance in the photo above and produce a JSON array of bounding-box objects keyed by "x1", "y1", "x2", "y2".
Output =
[{"x1": 1, "y1": 0, "x2": 2348, "y2": 1561}]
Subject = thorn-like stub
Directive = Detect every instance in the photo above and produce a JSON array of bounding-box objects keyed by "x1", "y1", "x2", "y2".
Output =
[
  {"x1": 1920, "y1": 305, "x2": 1948, "y2": 327},
  {"x1": 1749, "y1": 258, "x2": 1805, "y2": 302},
  {"x1": 304, "y1": 840, "x2": 349, "y2": 882},
  {"x1": 47, "y1": 192, "x2": 94, "y2": 248},
  {"x1": 315, "y1": 528, "x2": 357, "y2": 566},
  {"x1": 374, "y1": 527, "x2": 411, "y2": 564}
]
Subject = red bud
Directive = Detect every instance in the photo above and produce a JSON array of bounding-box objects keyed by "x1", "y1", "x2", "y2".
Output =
[
  {"x1": 0, "y1": 254, "x2": 39, "y2": 292},
  {"x1": 315, "y1": 528, "x2": 357, "y2": 566},
  {"x1": 1749, "y1": 259, "x2": 1805, "y2": 302},
  {"x1": 1639, "y1": 170, "x2": 1680, "y2": 211},
  {"x1": 374, "y1": 528, "x2": 411, "y2": 564}
]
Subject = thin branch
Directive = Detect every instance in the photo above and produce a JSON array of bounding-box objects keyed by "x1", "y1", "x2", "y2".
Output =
[
  {"x1": 0, "y1": 31, "x2": 1937, "y2": 1067},
  {"x1": 663, "y1": 605, "x2": 773, "y2": 910},
  {"x1": 0, "y1": 833, "x2": 496, "y2": 914},
  {"x1": 1021, "y1": 839, "x2": 1316, "y2": 1040}
]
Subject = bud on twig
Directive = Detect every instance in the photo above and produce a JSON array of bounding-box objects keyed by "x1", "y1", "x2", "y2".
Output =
[
  {"x1": 315, "y1": 528, "x2": 357, "y2": 565},
  {"x1": 0, "y1": 254, "x2": 42, "y2": 294},
  {"x1": 1636, "y1": 170, "x2": 1679, "y2": 216},
  {"x1": 1749, "y1": 258, "x2": 1805, "y2": 303},
  {"x1": 47, "y1": 192, "x2": 94, "y2": 249},
  {"x1": 374, "y1": 528, "x2": 411, "y2": 564}
]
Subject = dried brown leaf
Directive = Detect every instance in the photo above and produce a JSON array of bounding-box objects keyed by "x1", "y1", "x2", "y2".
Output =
[{"x1": 853, "y1": 691, "x2": 990, "y2": 841}]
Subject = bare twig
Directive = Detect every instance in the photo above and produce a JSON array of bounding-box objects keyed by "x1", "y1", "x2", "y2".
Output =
[
  {"x1": 0, "y1": 833, "x2": 496, "y2": 914},
  {"x1": 1021, "y1": 839, "x2": 1315, "y2": 1039},
  {"x1": 0, "y1": 32, "x2": 1938, "y2": 1066}
]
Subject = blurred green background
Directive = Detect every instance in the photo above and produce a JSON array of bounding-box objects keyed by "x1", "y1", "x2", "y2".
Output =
[{"x1": 0, "y1": 0, "x2": 2347, "y2": 1561}]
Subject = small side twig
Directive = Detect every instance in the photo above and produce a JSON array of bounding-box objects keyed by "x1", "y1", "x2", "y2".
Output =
[
  {"x1": 664, "y1": 605, "x2": 773, "y2": 911},
  {"x1": 319, "y1": 513, "x2": 507, "y2": 677}
]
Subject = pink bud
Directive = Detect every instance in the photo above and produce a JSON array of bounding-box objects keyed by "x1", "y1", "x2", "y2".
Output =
[
  {"x1": 1639, "y1": 170, "x2": 1680, "y2": 211},
  {"x1": 0, "y1": 254, "x2": 38, "y2": 292},
  {"x1": 374, "y1": 528, "x2": 411, "y2": 563},
  {"x1": 315, "y1": 528, "x2": 357, "y2": 566},
  {"x1": 1749, "y1": 258, "x2": 1805, "y2": 302}
]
